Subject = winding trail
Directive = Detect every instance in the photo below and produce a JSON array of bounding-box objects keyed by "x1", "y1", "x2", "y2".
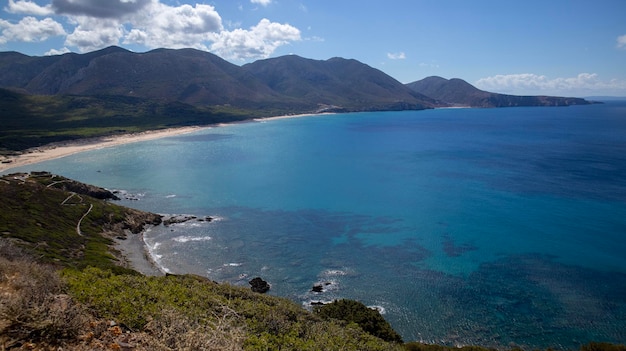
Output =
[
  {"x1": 61, "y1": 192, "x2": 76, "y2": 205},
  {"x1": 76, "y1": 203, "x2": 93, "y2": 237}
]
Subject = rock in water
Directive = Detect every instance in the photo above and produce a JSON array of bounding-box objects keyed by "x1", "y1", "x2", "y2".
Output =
[{"x1": 249, "y1": 277, "x2": 270, "y2": 293}]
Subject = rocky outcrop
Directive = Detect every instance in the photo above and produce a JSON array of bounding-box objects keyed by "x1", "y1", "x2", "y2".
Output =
[
  {"x1": 249, "y1": 277, "x2": 270, "y2": 293},
  {"x1": 41, "y1": 174, "x2": 121, "y2": 200},
  {"x1": 163, "y1": 215, "x2": 214, "y2": 226}
]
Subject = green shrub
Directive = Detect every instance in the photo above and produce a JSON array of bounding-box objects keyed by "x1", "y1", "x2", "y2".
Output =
[{"x1": 314, "y1": 299, "x2": 403, "y2": 343}]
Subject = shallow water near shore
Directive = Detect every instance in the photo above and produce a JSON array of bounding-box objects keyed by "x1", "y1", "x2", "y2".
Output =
[{"x1": 7, "y1": 102, "x2": 626, "y2": 349}]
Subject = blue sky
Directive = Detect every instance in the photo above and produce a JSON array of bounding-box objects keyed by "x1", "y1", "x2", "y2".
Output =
[{"x1": 1, "y1": 0, "x2": 625, "y2": 96}]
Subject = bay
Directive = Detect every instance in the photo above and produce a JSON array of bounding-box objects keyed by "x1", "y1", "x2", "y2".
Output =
[{"x1": 7, "y1": 102, "x2": 626, "y2": 349}]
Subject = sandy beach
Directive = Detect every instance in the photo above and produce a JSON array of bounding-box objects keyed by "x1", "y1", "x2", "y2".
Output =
[
  {"x1": 0, "y1": 126, "x2": 205, "y2": 173},
  {"x1": 0, "y1": 113, "x2": 334, "y2": 174},
  {"x1": 252, "y1": 112, "x2": 333, "y2": 122},
  {"x1": 115, "y1": 231, "x2": 165, "y2": 276}
]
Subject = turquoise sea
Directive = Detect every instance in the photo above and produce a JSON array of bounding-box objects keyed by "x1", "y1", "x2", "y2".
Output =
[{"x1": 6, "y1": 102, "x2": 626, "y2": 349}]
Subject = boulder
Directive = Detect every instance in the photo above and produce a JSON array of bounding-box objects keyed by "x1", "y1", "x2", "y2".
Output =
[{"x1": 249, "y1": 277, "x2": 270, "y2": 293}]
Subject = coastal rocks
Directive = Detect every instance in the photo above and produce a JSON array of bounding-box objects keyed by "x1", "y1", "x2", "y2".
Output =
[
  {"x1": 163, "y1": 215, "x2": 215, "y2": 226},
  {"x1": 249, "y1": 277, "x2": 270, "y2": 293},
  {"x1": 312, "y1": 282, "x2": 332, "y2": 293},
  {"x1": 111, "y1": 190, "x2": 142, "y2": 201},
  {"x1": 121, "y1": 210, "x2": 163, "y2": 234}
]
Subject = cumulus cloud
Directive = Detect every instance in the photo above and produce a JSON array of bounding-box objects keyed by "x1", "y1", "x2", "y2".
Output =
[
  {"x1": 1, "y1": 0, "x2": 301, "y2": 60},
  {"x1": 0, "y1": 16, "x2": 65, "y2": 44},
  {"x1": 617, "y1": 34, "x2": 626, "y2": 49},
  {"x1": 475, "y1": 73, "x2": 626, "y2": 96},
  {"x1": 387, "y1": 52, "x2": 406, "y2": 60},
  {"x1": 210, "y1": 18, "x2": 301, "y2": 60},
  {"x1": 251, "y1": 0, "x2": 272, "y2": 6},
  {"x1": 5, "y1": 0, "x2": 53, "y2": 16},
  {"x1": 64, "y1": 17, "x2": 124, "y2": 52},
  {"x1": 45, "y1": 46, "x2": 70, "y2": 55},
  {"x1": 122, "y1": 2, "x2": 223, "y2": 50},
  {"x1": 52, "y1": 0, "x2": 151, "y2": 18}
]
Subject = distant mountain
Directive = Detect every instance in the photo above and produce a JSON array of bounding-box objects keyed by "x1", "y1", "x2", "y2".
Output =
[
  {"x1": 406, "y1": 76, "x2": 593, "y2": 107},
  {"x1": 0, "y1": 47, "x2": 289, "y2": 108},
  {"x1": 0, "y1": 47, "x2": 435, "y2": 113},
  {"x1": 242, "y1": 55, "x2": 437, "y2": 111}
]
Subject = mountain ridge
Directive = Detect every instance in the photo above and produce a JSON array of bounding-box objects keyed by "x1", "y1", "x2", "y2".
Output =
[
  {"x1": 406, "y1": 76, "x2": 593, "y2": 107},
  {"x1": 0, "y1": 47, "x2": 595, "y2": 113},
  {"x1": 0, "y1": 46, "x2": 434, "y2": 113}
]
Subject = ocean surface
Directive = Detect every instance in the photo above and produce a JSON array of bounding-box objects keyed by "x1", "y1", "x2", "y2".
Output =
[{"x1": 6, "y1": 102, "x2": 626, "y2": 349}]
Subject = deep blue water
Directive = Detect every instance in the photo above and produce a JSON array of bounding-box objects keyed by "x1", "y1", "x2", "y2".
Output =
[{"x1": 6, "y1": 102, "x2": 626, "y2": 349}]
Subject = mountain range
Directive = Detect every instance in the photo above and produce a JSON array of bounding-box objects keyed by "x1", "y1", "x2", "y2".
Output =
[
  {"x1": 0, "y1": 46, "x2": 592, "y2": 114},
  {"x1": 0, "y1": 46, "x2": 436, "y2": 113}
]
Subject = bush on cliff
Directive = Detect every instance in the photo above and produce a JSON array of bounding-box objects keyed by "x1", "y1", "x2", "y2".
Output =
[{"x1": 314, "y1": 299, "x2": 403, "y2": 343}]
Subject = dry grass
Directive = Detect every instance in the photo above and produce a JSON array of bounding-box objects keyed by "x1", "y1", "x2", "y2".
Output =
[
  {"x1": 0, "y1": 239, "x2": 247, "y2": 350},
  {"x1": 0, "y1": 241, "x2": 88, "y2": 349}
]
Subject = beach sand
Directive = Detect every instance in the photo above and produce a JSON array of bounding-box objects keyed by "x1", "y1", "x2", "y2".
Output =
[
  {"x1": 115, "y1": 231, "x2": 164, "y2": 276},
  {"x1": 0, "y1": 126, "x2": 204, "y2": 173},
  {"x1": 0, "y1": 113, "x2": 334, "y2": 174}
]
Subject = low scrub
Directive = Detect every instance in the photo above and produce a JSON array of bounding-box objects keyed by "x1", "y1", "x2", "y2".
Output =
[
  {"x1": 0, "y1": 244, "x2": 88, "y2": 348},
  {"x1": 62, "y1": 267, "x2": 402, "y2": 350},
  {"x1": 314, "y1": 298, "x2": 403, "y2": 343}
]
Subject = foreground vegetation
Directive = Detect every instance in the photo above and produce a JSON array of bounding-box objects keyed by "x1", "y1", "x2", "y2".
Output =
[{"x1": 1, "y1": 173, "x2": 625, "y2": 350}]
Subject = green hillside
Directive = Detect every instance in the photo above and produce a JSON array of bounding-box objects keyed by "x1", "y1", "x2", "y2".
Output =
[{"x1": 0, "y1": 88, "x2": 261, "y2": 153}]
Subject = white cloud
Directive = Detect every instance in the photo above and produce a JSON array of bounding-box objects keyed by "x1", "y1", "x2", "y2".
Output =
[
  {"x1": 1, "y1": 0, "x2": 302, "y2": 60},
  {"x1": 122, "y1": 2, "x2": 223, "y2": 50},
  {"x1": 251, "y1": 0, "x2": 272, "y2": 6},
  {"x1": 45, "y1": 46, "x2": 70, "y2": 55},
  {"x1": 5, "y1": 0, "x2": 53, "y2": 16},
  {"x1": 617, "y1": 34, "x2": 626, "y2": 49},
  {"x1": 64, "y1": 17, "x2": 125, "y2": 52},
  {"x1": 419, "y1": 62, "x2": 439, "y2": 68},
  {"x1": 387, "y1": 52, "x2": 406, "y2": 60},
  {"x1": 0, "y1": 16, "x2": 65, "y2": 44},
  {"x1": 210, "y1": 18, "x2": 301, "y2": 60},
  {"x1": 475, "y1": 73, "x2": 626, "y2": 96}
]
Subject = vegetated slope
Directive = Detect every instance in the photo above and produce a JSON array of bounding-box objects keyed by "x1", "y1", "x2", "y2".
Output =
[
  {"x1": 0, "y1": 172, "x2": 161, "y2": 272},
  {"x1": 406, "y1": 76, "x2": 593, "y2": 107},
  {"x1": 0, "y1": 47, "x2": 284, "y2": 107},
  {"x1": 0, "y1": 88, "x2": 254, "y2": 152},
  {"x1": 243, "y1": 55, "x2": 438, "y2": 111}
]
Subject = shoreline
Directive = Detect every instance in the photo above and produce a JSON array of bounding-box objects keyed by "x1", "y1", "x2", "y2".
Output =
[
  {"x1": 0, "y1": 126, "x2": 205, "y2": 173},
  {"x1": 252, "y1": 112, "x2": 334, "y2": 122},
  {"x1": 114, "y1": 229, "x2": 165, "y2": 276},
  {"x1": 0, "y1": 113, "x2": 330, "y2": 274},
  {"x1": 0, "y1": 113, "x2": 333, "y2": 174}
]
